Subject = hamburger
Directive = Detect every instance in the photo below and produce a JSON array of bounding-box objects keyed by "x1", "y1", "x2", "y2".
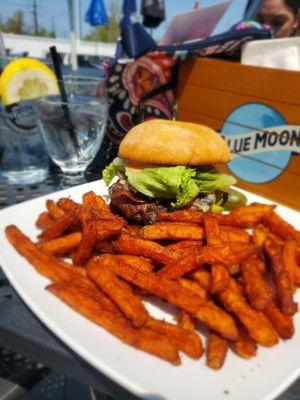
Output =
[{"x1": 103, "y1": 119, "x2": 246, "y2": 224}]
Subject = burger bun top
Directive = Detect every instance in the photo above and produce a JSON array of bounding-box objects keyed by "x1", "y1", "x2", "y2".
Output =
[{"x1": 119, "y1": 119, "x2": 232, "y2": 166}]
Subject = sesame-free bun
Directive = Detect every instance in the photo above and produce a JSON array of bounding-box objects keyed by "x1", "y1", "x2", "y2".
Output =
[{"x1": 119, "y1": 119, "x2": 232, "y2": 165}]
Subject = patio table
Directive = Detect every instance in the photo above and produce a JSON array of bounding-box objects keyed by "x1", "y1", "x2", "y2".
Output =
[
  {"x1": 0, "y1": 169, "x2": 139, "y2": 400},
  {"x1": 0, "y1": 169, "x2": 299, "y2": 400}
]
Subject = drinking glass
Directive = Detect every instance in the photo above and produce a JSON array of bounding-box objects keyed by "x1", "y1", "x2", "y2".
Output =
[
  {"x1": 0, "y1": 56, "x2": 51, "y2": 185},
  {"x1": 0, "y1": 56, "x2": 59, "y2": 185},
  {"x1": 35, "y1": 77, "x2": 108, "y2": 185},
  {"x1": 0, "y1": 99, "x2": 50, "y2": 185}
]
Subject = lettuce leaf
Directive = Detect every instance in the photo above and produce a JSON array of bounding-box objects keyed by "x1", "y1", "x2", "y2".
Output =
[
  {"x1": 195, "y1": 172, "x2": 236, "y2": 193},
  {"x1": 102, "y1": 159, "x2": 236, "y2": 209},
  {"x1": 125, "y1": 165, "x2": 236, "y2": 208},
  {"x1": 172, "y1": 179, "x2": 199, "y2": 208},
  {"x1": 102, "y1": 159, "x2": 125, "y2": 185},
  {"x1": 126, "y1": 166, "x2": 191, "y2": 199}
]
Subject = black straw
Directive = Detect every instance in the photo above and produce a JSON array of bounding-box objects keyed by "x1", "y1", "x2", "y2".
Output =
[{"x1": 49, "y1": 46, "x2": 77, "y2": 147}]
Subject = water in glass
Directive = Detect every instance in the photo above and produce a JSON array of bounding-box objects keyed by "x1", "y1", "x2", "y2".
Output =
[
  {"x1": 36, "y1": 93, "x2": 108, "y2": 183},
  {"x1": 0, "y1": 99, "x2": 49, "y2": 184}
]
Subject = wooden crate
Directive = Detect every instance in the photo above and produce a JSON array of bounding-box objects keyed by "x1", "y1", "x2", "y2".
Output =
[{"x1": 177, "y1": 58, "x2": 300, "y2": 210}]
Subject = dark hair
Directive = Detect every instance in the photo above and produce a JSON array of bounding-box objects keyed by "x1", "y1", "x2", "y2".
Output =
[{"x1": 286, "y1": 0, "x2": 300, "y2": 15}]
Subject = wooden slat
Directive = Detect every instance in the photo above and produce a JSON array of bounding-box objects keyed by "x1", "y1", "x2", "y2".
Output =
[
  {"x1": 177, "y1": 58, "x2": 300, "y2": 210},
  {"x1": 178, "y1": 58, "x2": 300, "y2": 106},
  {"x1": 178, "y1": 84, "x2": 300, "y2": 124}
]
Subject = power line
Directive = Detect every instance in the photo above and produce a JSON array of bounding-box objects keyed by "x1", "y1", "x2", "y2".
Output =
[{"x1": 32, "y1": 0, "x2": 38, "y2": 34}]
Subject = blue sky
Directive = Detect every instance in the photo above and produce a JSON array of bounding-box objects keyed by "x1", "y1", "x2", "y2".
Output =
[{"x1": 0, "y1": 0, "x2": 248, "y2": 39}]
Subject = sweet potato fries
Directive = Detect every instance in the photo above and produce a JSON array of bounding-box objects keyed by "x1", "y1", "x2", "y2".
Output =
[{"x1": 5, "y1": 191, "x2": 300, "y2": 369}]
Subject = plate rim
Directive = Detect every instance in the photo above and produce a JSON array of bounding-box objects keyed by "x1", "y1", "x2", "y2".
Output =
[{"x1": 0, "y1": 180, "x2": 300, "y2": 400}]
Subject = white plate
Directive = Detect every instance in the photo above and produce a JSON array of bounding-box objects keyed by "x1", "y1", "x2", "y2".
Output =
[{"x1": 0, "y1": 180, "x2": 300, "y2": 400}]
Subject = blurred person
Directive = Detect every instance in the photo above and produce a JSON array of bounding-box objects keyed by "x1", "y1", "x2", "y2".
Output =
[{"x1": 256, "y1": 0, "x2": 300, "y2": 38}]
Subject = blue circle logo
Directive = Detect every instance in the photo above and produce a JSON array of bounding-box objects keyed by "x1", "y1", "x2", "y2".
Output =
[{"x1": 221, "y1": 103, "x2": 292, "y2": 184}]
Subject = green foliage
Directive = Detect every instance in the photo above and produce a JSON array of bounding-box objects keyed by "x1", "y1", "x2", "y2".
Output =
[
  {"x1": 84, "y1": 0, "x2": 120, "y2": 43},
  {"x1": 35, "y1": 27, "x2": 55, "y2": 38},
  {"x1": 0, "y1": 10, "x2": 55, "y2": 37},
  {"x1": 1, "y1": 10, "x2": 27, "y2": 35}
]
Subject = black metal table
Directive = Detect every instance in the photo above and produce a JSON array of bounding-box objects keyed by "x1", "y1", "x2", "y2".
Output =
[
  {"x1": 0, "y1": 171, "x2": 299, "y2": 400},
  {"x1": 0, "y1": 171, "x2": 139, "y2": 400}
]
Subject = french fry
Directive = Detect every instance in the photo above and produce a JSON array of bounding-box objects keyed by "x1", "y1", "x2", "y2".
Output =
[
  {"x1": 58, "y1": 199, "x2": 122, "y2": 244},
  {"x1": 200, "y1": 220, "x2": 230, "y2": 314},
  {"x1": 157, "y1": 242, "x2": 258, "y2": 280},
  {"x1": 58, "y1": 197, "x2": 126, "y2": 225},
  {"x1": 141, "y1": 224, "x2": 251, "y2": 243},
  {"x1": 251, "y1": 256, "x2": 267, "y2": 274},
  {"x1": 216, "y1": 204, "x2": 276, "y2": 228},
  {"x1": 203, "y1": 216, "x2": 230, "y2": 293},
  {"x1": 62, "y1": 270, "x2": 121, "y2": 314},
  {"x1": 146, "y1": 318, "x2": 203, "y2": 359},
  {"x1": 159, "y1": 210, "x2": 204, "y2": 224},
  {"x1": 264, "y1": 238, "x2": 297, "y2": 316},
  {"x1": 46, "y1": 200, "x2": 65, "y2": 220},
  {"x1": 219, "y1": 226, "x2": 251, "y2": 243},
  {"x1": 248, "y1": 224, "x2": 269, "y2": 273},
  {"x1": 94, "y1": 255, "x2": 238, "y2": 341},
  {"x1": 218, "y1": 279, "x2": 279, "y2": 347},
  {"x1": 189, "y1": 267, "x2": 211, "y2": 291},
  {"x1": 210, "y1": 265, "x2": 231, "y2": 294},
  {"x1": 39, "y1": 213, "x2": 77, "y2": 241},
  {"x1": 230, "y1": 325, "x2": 257, "y2": 359},
  {"x1": 35, "y1": 212, "x2": 54, "y2": 230},
  {"x1": 263, "y1": 211, "x2": 300, "y2": 244},
  {"x1": 206, "y1": 332, "x2": 229, "y2": 370},
  {"x1": 227, "y1": 264, "x2": 241, "y2": 275},
  {"x1": 96, "y1": 220, "x2": 124, "y2": 241},
  {"x1": 109, "y1": 255, "x2": 154, "y2": 274},
  {"x1": 37, "y1": 232, "x2": 82, "y2": 255},
  {"x1": 282, "y1": 241, "x2": 299, "y2": 288},
  {"x1": 199, "y1": 241, "x2": 258, "y2": 268},
  {"x1": 179, "y1": 278, "x2": 208, "y2": 300},
  {"x1": 47, "y1": 281, "x2": 180, "y2": 365},
  {"x1": 203, "y1": 215, "x2": 221, "y2": 245},
  {"x1": 141, "y1": 224, "x2": 204, "y2": 241},
  {"x1": 94, "y1": 240, "x2": 116, "y2": 254},
  {"x1": 113, "y1": 234, "x2": 178, "y2": 264},
  {"x1": 57, "y1": 197, "x2": 79, "y2": 213},
  {"x1": 158, "y1": 221, "x2": 200, "y2": 226},
  {"x1": 156, "y1": 249, "x2": 199, "y2": 280},
  {"x1": 5, "y1": 226, "x2": 86, "y2": 282},
  {"x1": 178, "y1": 311, "x2": 196, "y2": 331},
  {"x1": 75, "y1": 206, "x2": 92, "y2": 224},
  {"x1": 82, "y1": 191, "x2": 110, "y2": 213},
  {"x1": 294, "y1": 268, "x2": 300, "y2": 286},
  {"x1": 263, "y1": 301, "x2": 295, "y2": 339},
  {"x1": 72, "y1": 219, "x2": 97, "y2": 266},
  {"x1": 7, "y1": 189, "x2": 300, "y2": 370},
  {"x1": 88, "y1": 262, "x2": 149, "y2": 327},
  {"x1": 241, "y1": 255, "x2": 273, "y2": 311},
  {"x1": 252, "y1": 224, "x2": 270, "y2": 247},
  {"x1": 164, "y1": 240, "x2": 202, "y2": 255},
  {"x1": 121, "y1": 225, "x2": 141, "y2": 238},
  {"x1": 268, "y1": 233, "x2": 285, "y2": 245},
  {"x1": 297, "y1": 247, "x2": 300, "y2": 267}
]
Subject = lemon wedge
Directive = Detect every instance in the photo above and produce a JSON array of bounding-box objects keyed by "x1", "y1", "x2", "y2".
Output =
[{"x1": 0, "y1": 58, "x2": 59, "y2": 106}]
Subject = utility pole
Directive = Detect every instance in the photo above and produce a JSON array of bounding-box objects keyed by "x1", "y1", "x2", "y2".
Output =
[
  {"x1": 51, "y1": 17, "x2": 56, "y2": 38},
  {"x1": 68, "y1": 0, "x2": 78, "y2": 72},
  {"x1": 32, "y1": 0, "x2": 39, "y2": 35},
  {"x1": 74, "y1": 0, "x2": 82, "y2": 40}
]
